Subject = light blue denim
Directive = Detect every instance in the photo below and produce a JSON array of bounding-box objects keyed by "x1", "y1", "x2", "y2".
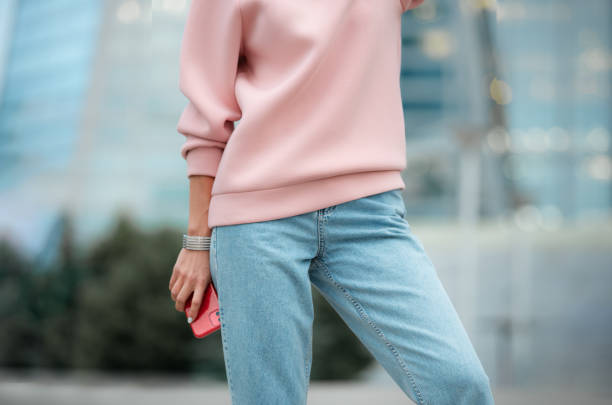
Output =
[{"x1": 209, "y1": 188, "x2": 494, "y2": 405}]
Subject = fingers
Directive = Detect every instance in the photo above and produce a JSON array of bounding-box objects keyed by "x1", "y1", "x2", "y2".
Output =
[
  {"x1": 169, "y1": 269, "x2": 178, "y2": 292},
  {"x1": 175, "y1": 280, "x2": 194, "y2": 312},
  {"x1": 189, "y1": 284, "x2": 205, "y2": 321},
  {"x1": 170, "y1": 273, "x2": 184, "y2": 302},
  {"x1": 169, "y1": 249, "x2": 211, "y2": 321}
]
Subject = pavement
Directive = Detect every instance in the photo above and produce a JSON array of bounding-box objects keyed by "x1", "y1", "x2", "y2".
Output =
[{"x1": 1, "y1": 368, "x2": 610, "y2": 405}]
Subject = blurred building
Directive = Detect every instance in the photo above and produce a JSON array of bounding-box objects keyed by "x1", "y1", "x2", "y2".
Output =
[
  {"x1": 0, "y1": 0, "x2": 105, "y2": 261},
  {"x1": 494, "y1": 0, "x2": 612, "y2": 223},
  {"x1": 400, "y1": 0, "x2": 612, "y2": 224}
]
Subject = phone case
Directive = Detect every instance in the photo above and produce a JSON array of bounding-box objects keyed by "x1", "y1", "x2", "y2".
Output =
[{"x1": 184, "y1": 282, "x2": 220, "y2": 338}]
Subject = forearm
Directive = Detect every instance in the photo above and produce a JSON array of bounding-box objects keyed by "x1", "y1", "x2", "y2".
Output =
[{"x1": 187, "y1": 175, "x2": 215, "y2": 236}]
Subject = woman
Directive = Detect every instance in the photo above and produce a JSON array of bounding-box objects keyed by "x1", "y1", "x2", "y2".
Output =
[{"x1": 168, "y1": 0, "x2": 495, "y2": 404}]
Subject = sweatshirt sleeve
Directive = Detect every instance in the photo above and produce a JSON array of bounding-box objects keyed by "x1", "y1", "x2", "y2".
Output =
[
  {"x1": 400, "y1": 0, "x2": 425, "y2": 12},
  {"x1": 176, "y1": 0, "x2": 243, "y2": 178}
]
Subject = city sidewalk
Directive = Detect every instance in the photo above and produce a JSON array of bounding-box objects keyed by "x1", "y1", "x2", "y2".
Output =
[{"x1": 1, "y1": 368, "x2": 610, "y2": 405}]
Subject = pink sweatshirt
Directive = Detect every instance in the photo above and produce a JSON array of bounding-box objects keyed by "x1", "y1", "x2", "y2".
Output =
[{"x1": 176, "y1": 0, "x2": 425, "y2": 227}]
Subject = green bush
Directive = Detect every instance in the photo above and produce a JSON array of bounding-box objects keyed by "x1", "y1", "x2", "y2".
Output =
[{"x1": 0, "y1": 212, "x2": 374, "y2": 380}]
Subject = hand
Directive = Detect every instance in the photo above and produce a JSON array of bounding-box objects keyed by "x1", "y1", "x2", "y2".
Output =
[{"x1": 169, "y1": 247, "x2": 212, "y2": 323}]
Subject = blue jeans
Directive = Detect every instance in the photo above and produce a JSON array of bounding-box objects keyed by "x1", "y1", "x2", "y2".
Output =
[{"x1": 209, "y1": 188, "x2": 494, "y2": 405}]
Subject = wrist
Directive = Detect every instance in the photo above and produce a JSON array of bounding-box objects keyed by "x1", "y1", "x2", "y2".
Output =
[{"x1": 187, "y1": 226, "x2": 212, "y2": 237}]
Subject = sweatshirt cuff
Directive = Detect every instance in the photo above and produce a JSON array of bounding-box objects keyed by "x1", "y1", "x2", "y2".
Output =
[{"x1": 185, "y1": 147, "x2": 223, "y2": 178}]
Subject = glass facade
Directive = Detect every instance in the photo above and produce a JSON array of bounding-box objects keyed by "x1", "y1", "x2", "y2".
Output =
[
  {"x1": 0, "y1": 0, "x2": 102, "y2": 189},
  {"x1": 400, "y1": 0, "x2": 494, "y2": 217},
  {"x1": 496, "y1": 0, "x2": 612, "y2": 221},
  {"x1": 399, "y1": 0, "x2": 611, "y2": 222}
]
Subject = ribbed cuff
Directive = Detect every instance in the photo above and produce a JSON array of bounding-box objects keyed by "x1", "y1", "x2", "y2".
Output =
[{"x1": 185, "y1": 147, "x2": 223, "y2": 178}]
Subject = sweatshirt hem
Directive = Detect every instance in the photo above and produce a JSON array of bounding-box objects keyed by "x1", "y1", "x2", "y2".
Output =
[{"x1": 208, "y1": 170, "x2": 406, "y2": 227}]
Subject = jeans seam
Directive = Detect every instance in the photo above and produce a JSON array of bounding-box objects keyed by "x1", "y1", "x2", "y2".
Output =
[
  {"x1": 315, "y1": 209, "x2": 327, "y2": 257},
  {"x1": 305, "y1": 346, "x2": 312, "y2": 390},
  {"x1": 214, "y1": 228, "x2": 236, "y2": 404},
  {"x1": 313, "y1": 256, "x2": 426, "y2": 405},
  {"x1": 317, "y1": 205, "x2": 336, "y2": 256}
]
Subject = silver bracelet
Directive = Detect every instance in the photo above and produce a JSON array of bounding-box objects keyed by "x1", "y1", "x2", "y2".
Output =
[{"x1": 183, "y1": 234, "x2": 211, "y2": 251}]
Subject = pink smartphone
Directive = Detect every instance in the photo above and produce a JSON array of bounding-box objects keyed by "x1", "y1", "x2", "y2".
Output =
[{"x1": 184, "y1": 282, "x2": 220, "y2": 338}]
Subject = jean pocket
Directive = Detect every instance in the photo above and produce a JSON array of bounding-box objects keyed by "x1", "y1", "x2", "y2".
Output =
[
  {"x1": 388, "y1": 189, "x2": 407, "y2": 219},
  {"x1": 365, "y1": 189, "x2": 407, "y2": 221}
]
